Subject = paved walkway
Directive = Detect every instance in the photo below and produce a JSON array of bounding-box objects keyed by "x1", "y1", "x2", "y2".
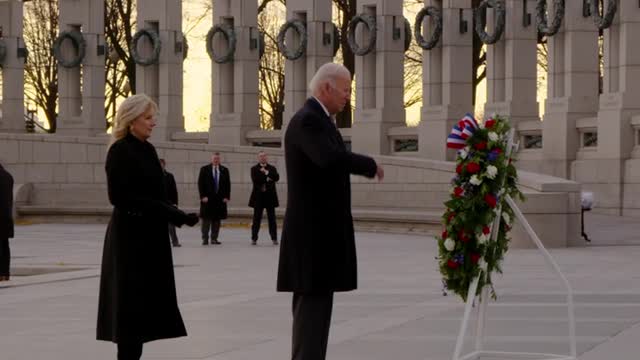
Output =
[{"x1": 1, "y1": 217, "x2": 639, "y2": 360}]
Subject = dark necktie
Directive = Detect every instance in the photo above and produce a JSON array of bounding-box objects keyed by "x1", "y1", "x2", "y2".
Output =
[{"x1": 213, "y1": 167, "x2": 219, "y2": 193}]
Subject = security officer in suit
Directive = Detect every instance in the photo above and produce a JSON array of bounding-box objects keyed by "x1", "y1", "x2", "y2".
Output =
[
  {"x1": 248, "y1": 150, "x2": 280, "y2": 245},
  {"x1": 197, "y1": 153, "x2": 231, "y2": 245}
]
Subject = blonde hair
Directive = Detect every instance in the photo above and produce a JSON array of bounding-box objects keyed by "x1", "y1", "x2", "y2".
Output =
[
  {"x1": 111, "y1": 94, "x2": 158, "y2": 143},
  {"x1": 309, "y1": 63, "x2": 351, "y2": 95}
]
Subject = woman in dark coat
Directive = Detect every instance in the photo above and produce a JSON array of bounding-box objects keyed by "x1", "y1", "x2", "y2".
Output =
[{"x1": 96, "y1": 94, "x2": 199, "y2": 360}]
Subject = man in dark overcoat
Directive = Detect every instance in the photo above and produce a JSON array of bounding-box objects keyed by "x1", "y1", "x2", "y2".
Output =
[
  {"x1": 198, "y1": 152, "x2": 231, "y2": 245},
  {"x1": 0, "y1": 163, "x2": 14, "y2": 282},
  {"x1": 248, "y1": 150, "x2": 280, "y2": 245},
  {"x1": 277, "y1": 63, "x2": 384, "y2": 360},
  {"x1": 160, "y1": 159, "x2": 182, "y2": 247}
]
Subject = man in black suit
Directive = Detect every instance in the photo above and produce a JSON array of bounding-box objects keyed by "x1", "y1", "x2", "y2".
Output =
[
  {"x1": 198, "y1": 153, "x2": 231, "y2": 245},
  {"x1": 249, "y1": 150, "x2": 280, "y2": 246},
  {"x1": 0, "y1": 163, "x2": 14, "y2": 282},
  {"x1": 160, "y1": 159, "x2": 182, "y2": 247},
  {"x1": 277, "y1": 63, "x2": 384, "y2": 360}
]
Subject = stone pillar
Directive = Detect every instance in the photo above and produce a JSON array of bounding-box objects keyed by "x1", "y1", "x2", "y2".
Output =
[
  {"x1": 136, "y1": 0, "x2": 184, "y2": 142},
  {"x1": 209, "y1": 0, "x2": 259, "y2": 145},
  {"x1": 351, "y1": 0, "x2": 406, "y2": 155},
  {"x1": 595, "y1": 3, "x2": 640, "y2": 215},
  {"x1": 57, "y1": 0, "x2": 105, "y2": 136},
  {"x1": 418, "y1": 0, "x2": 474, "y2": 161},
  {"x1": 542, "y1": 1, "x2": 599, "y2": 178},
  {"x1": 281, "y1": 0, "x2": 334, "y2": 131},
  {"x1": 0, "y1": 0, "x2": 25, "y2": 133},
  {"x1": 484, "y1": 0, "x2": 538, "y2": 134}
]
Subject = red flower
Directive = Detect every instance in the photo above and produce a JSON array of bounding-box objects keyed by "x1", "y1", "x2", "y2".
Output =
[
  {"x1": 454, "y1": 187, "x2": 464, "y2": 197},
  {"x1": 466, "y1": 162, "x2": 480, "y2": 174},
  {"x1": 442, "y1": 230, "x2": 448, "y2": 240},
  {"x1": 482, "y1": 226, "x2": 491, "y2": 235},
  {"x1": 493, "y1": 148, "x2": 502, "y2": 154},
  {"x1": 456, "y1": 163, "x2": 463, "y2": 174},
  {"x1": 505, "y1": 224, "x2": 511, "y2": 231},
  {"x1": 447, "y1": 259, "x2": 459, "y2": 269},
  {"x1": 485, "y1": 119, "x2": 496, "y2": 129},
  {"x1": 458, "y1": 229, "x2": 469, "y2": 243},
  {"x1": 474, "y1": 142, "x2": 487, "y2": 151},
  {"x1": 448, "y1": 212, "x2": 456, "y2": 222},
  {"x1": 484, "y1": 194, "x2": 497, "y2": 208},
  {"x1": 471, "y1": 253, "x2": 481, "y2": 264}
]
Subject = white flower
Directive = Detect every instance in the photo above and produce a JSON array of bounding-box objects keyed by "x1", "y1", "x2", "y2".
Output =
[
  {"x1": 464, "y1": 146, "x2": 471, "y2": 153},
  {"x1": 488, "y1": 132, "x2": 499, "y2": 142},
  {"x1": 502, "y1": 212, "x2": 511, "y2": 225},
  {"x1": 477, "y1": 233, "x2": 488, "y2": 244},
  {"x1": 485, "y1": 165, "x2": 498, "y2": 179},
  {"x1": 469, "y1": 175, "x2": 482, "y2": 186},
  {"x1": 479, "y1": 121, "x2": 485, "y2": 129},
  {"x1": 458, "y1": 148, "x2": 468, "y2": 159},
  {"x1": 444, "y1": 238, "x2": 456, "y2": 251},
  {"x1": 498, "y1": 188, "x2": 505, "y2": 196}
]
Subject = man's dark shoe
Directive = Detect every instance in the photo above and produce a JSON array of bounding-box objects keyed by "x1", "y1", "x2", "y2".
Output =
[
  {"x1": 202, "y1": 240, "x2": 208, "y2": 245},
  {"x1": 251, "y1": 240, "x2": 257, "y2": 246},
  {"x1": 212, "y1": 240, "x2": 221, "y2": 245},
  {"x1": 173, "y1": 243, "x2": 182, "y2": 247},
  {"x1": 272, "y1": 240, "x2": 279, "y2": 245}
]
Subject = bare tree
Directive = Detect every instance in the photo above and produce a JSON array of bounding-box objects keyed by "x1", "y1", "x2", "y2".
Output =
[
  {"x1": 23, "y1": 0, "x2": 59, "y2": 132},
  {"x1": 104, "y1": 0, "x2": 136, "y2": 128},
  {"x1": 258, "y1": 9, "x2": 286, "y2": 130}
]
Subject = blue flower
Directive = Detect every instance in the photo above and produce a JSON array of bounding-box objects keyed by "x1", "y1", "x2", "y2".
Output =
[
  {"x1": 454, "y1": 254, "x2": 465, "y2": 264},
  {"x1": 487, "y1": 150, "x2": 499, "y2": 162}
]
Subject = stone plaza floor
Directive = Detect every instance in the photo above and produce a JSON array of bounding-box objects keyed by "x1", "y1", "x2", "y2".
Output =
[{"x1": 1, "y1": 213, "x2": 640, "y2": 360}]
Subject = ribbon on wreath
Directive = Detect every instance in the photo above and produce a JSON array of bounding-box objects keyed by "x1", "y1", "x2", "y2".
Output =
[{"x1": 446, "y1": 113, "x2": 479, "y2": 149}]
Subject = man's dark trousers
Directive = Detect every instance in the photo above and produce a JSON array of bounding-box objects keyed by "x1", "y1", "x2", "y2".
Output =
[
  {"x1": 251, "y1": 206, "x2": 277, "y2": 242},
  {"x1": 201, "y1": 218, "x2": 221, "y2": 243},
  {"x1": 291, "y1": 292, "x2": 334, "y2": 360}
]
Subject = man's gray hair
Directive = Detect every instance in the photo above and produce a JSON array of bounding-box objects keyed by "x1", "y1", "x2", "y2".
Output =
[{"x1": 309, "y1": 63, "x2": 351, "y2": 95}]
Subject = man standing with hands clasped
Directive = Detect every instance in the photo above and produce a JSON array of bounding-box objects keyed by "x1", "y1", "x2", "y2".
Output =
[
  {"x1": 249, "y1": 150, "x2": 280, "y2": 246},
  {"x1": 277, "y1": 63, "x2": 384, "y2": 360},
  {"x1": 198, "y1": 153, "x2": 231, "y2": 245}
]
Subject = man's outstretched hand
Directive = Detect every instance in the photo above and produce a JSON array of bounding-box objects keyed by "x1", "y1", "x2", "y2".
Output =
[{"x1": 185, "y1": 213, "x2": 199, "y2": 227}]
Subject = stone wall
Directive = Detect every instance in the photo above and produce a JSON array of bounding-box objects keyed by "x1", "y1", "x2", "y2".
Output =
[{"x1": 0, "y1": 133, "x2": 581, "y2": 248}]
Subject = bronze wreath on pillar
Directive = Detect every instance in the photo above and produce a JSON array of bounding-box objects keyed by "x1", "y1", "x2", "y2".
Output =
[
  {"x1": 414, "y1": 6, "x2": 442, "y2": 50},
  {"x1": 277, "y1": 19, "x2": 307, "y2": 60},
  {"x1": 206, "y1": 23, "x2": 237, "y2": 64},
  {"x1": 0, "y1": 39, "x2": 6, "y2": 66},
  {"x1": 131, "y1": 29, "x2": 162, "y2": 66},
  {"x1": 52, "y1": 30, "x2": 87, "y2": 68},
  {"x1": 347, "y1": 14, "x2": 377, "y2": 56},
  {"x1": 588, "y1": 0, "x2": 617, "y2": 30},
  {"x1": 536, "y1": 0, "x2": 565, "y2": 37},
  {"x1": 474, "y1": 0, "x2": 506, "y2": 45}
]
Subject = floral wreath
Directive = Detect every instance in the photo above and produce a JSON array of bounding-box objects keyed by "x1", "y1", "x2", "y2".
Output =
[
  {"x1": 536, "y1": 0, "x2": 565, "y2": 37},
  {"x1": 437, "y1": 113, "x2": 524, "y2": 301}
]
